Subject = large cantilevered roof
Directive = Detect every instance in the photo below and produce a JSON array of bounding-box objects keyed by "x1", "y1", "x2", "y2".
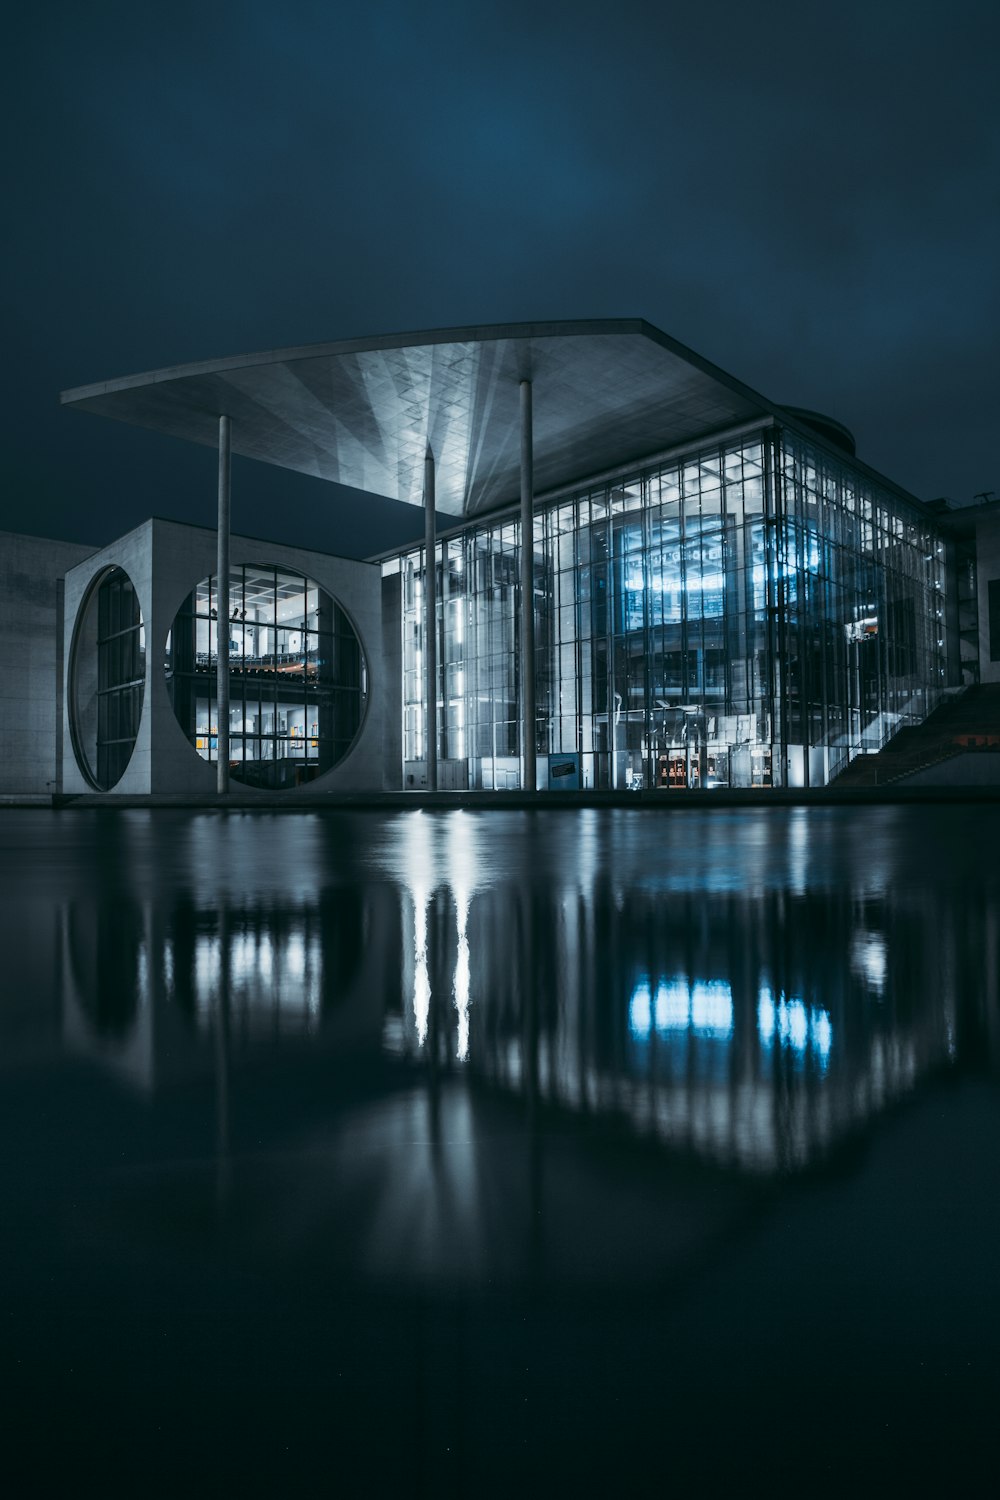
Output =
[{"x1": 60, "y1": 319, "x2": 778, "y2": 519}]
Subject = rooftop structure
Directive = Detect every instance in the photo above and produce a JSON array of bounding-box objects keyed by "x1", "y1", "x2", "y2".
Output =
[{"x1": 61, "y1": 319, "x2": 896, "y2": 519}]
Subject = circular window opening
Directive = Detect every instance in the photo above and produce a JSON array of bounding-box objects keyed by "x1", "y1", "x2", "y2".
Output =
[
  {"x1": 69, "y1": 566, "x2": 146, "y2": 790},
  {"x1": 165, "y1": 564, "x2": 367, "y2": 790}
]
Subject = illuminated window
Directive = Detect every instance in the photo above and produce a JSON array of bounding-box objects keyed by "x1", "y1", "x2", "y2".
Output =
[{"x1": 165, "y1": 564, "x2": 366, "y2": 789}]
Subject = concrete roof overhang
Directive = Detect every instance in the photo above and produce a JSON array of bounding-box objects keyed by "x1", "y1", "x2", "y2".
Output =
[{"x1": 60, "y1": 319, "x2": 778, "y2": 519}]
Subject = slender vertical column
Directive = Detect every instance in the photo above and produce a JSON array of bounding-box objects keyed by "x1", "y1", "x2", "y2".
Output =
[
  {"x1": 216, "y1": 415, "x2": 231, "y2": 795},
  {"x1": 520, "y1": 379, "x2": 536, "y2": 792},
  {"x1": 424, "y1": 448, "x2": 438, "y2": 793}
]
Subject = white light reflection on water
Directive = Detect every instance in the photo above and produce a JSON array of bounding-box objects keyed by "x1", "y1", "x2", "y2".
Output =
[
  {"x1": 851, "y1": 931, "x2": 887, "y2": 995},
  {"x1": 787, "y1": 807, "x2": 809, "y2": 896},
  {"x1": 402, "y1": 812, "x2": 433, "y2": 1046},
  {"x1": 190, "y1": 921, "x2": 322, "y2": 1033},
  {"x1": 412, "y1": 885, "x2": 430, "y2": 1046},
  {"x1": 400, "y1": 812, "x2": 484, "y2": 1057},
  {"x1": 285, "y1": 930, "x2": 307, "y2": 984},
  {"x1": 449, "y1": 813, "x2": 476, "y2": 1062},
  {"x1": 454, "y1": 891, "x2": 471, "y2": 1060},
  {"x1": 195, "y1": 933, "x2": 220, "y2": 995}
]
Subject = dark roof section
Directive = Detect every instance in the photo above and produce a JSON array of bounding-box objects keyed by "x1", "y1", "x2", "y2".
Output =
[
  {"x1": 781, "y1": 406, "x2": 856, "y2": 457},
  {"x1": 61, "y1": 320, "x2": 780, "y2": 518}
]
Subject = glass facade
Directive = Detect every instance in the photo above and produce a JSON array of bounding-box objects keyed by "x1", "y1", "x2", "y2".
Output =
[
  {"x1": 166, "y1": 564, "x2": 366, "y2": 790},
  {"x1": 390, "y1": 425, "x2": 947, "y2": 790},
  {"x1": 70, "y1": 566, "x2": 146, "y2": 790}
]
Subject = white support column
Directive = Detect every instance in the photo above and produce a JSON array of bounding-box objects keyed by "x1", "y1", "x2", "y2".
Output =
[
  {"x1": 216, "y1": 414, "x2": 231, "y2": 795},
  {"x1": 520, "y1": 380, "x2": 536, "y2": 792},
  {"x1": 424, "y1": 447, "x2": 438, "y2": 793}
]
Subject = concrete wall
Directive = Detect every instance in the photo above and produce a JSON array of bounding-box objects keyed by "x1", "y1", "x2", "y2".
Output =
[
  {"x1": 62, "y1": 518, "x2": 385, "y2": 796},
  {"x1": 0, "y1": 531, "x2": 97, "y2": 795},
  {"x1": 898, "y1": 752, "x2": 1000, "y2": 787}
]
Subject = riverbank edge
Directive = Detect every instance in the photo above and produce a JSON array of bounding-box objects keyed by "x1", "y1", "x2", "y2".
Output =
[{"x1": 2, "y1": 785, "x2": 1000, "y2": 811}]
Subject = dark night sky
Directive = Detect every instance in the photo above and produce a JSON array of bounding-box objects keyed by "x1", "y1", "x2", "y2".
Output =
[{"x1": 3, "y1": 0, "x2": 998, "y2": 558}]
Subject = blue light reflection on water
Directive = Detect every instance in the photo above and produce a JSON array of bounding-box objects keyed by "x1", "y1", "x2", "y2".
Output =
[
  {"x1": 628, "y1": 976, "x2": 832, "y2": 1080},
  {"x1": 629, "y1": 978, "x2": 734, "y2": 1039},
  {"x1": 757, "y1": 986, "x2": 833, "y2": 1069}
]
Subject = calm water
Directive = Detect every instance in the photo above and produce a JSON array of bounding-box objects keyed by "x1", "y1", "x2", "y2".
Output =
[{"x1": 2, "y1": 805, "x2": 998, "y2": 1491}]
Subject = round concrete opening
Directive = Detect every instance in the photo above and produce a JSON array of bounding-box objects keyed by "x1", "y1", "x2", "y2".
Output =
[
  {"x1": 165, "y1": 564, "x2": 367, "y2": 790},
  {"x1": 69, "y1": 566, "x2": 146, "y2": 791}
]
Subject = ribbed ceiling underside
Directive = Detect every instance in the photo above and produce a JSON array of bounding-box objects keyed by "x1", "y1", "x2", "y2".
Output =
[{"x1": 61, "y1": 320, "x2": 772, "y2": 517}]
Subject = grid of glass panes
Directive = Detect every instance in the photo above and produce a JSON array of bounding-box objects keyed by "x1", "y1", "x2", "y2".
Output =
[
  {"x1": 96, "y1": 569, "x2": 146, "y2": 789},
  {"x1": 465, "y1": 523, "x2": 522, "y2": 784},
  {"x1": 778, "y1": 434, "x2": 946, "y2": 782},
  {"x1": 400, "y1": 526, "x2": 521, "y2": 788},
  {"x1": 632, "y1": 444, "x2": 773, "y2": 790},
  {"x1": 166, "y1": 565, "x2": 366, "y2": 789},
  {"x1": 392, "y1": 428, "x2": 946, "y2": 790},
  {"x1": 400, "y1": 553, "x2": 426, "y2": 763}
]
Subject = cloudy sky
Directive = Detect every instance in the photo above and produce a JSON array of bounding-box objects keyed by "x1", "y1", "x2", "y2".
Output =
[{"x1": 3, "y1": 0, "x2": 997, "y2": 556}]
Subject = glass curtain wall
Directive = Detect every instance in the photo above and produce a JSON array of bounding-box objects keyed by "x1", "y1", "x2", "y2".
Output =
[
  {"x1": 391, "y1": 427, "x2": 946, "y2": 790},
  {"x1": 778, "y1": 432, "x2": 946, "y2": 784}
]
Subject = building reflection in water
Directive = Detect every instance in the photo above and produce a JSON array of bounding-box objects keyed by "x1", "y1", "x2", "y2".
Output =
[
  {"x1": 51, "y1": 809, "x2": 999, "y2": 1190},
  {"x1": 386, "y1": 810, "x2": 989, "y2": 1177},
  {"x1": 59, "y1": 862, "x2": 390, "y2": 1092}
]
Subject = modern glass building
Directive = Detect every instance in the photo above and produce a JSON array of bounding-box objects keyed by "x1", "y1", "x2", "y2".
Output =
[
  {"x1": 388, "y1": 422, "x2": 946, "y2": 790},
  {"x1": 56, "y1": 320, "x2": 952, "y2": 795}
]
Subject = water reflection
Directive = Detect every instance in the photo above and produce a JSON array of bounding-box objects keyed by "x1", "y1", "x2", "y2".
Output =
[
  {"x1": 3, "y1": 810, "x2": 995, "y2": 1500},
  {"x1": 58, "y1": 876, "x2": 383, "y2": 1088},
  {"x1": 25, "y1": 810, "x2": 995, "y2": 1182}
]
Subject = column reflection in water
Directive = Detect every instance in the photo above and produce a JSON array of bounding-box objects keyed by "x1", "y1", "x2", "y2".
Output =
[
  {"x1": 448, "y1": 812, "x2": 476, "y2": 1062},
  {"x1": 412, "y1": 881, "x2": 431, "y2": 1047},
  {"x1": 397, "y1": 810, "x2": 485, "y2": 1062}
]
